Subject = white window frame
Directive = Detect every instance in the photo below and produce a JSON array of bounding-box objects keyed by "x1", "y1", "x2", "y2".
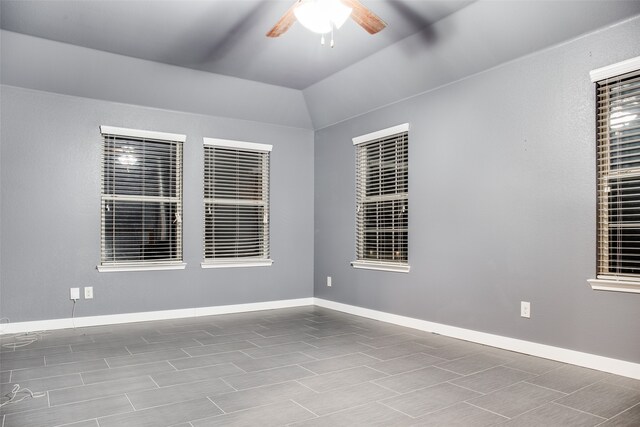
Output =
[
  {"x1": 588, "y1": 55, "x2": 640, "y2": 294},
  {"x1": 201, "y1": 137, "x2": 273, "y2": 269},
  {"x1": 351, "y1": 123, "x2": 410, "y2": 273},
  {"x1": 98, "y1": 126, "x2": 186, "y2": 272}
]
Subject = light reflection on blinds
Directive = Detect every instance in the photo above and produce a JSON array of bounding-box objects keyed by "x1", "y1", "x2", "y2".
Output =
[
  {"x1": 203, "y1": 139, "x2": 271, "y2": 264},
  {"x1": 355, "y1": 130, "x2": 408, "y2": 264},
  {"x1": 100, "y1": 127, "x2": 184, "y2": 266},
  {"x1": 596, "y1": 69, "x2": 640, "y2": 279}
]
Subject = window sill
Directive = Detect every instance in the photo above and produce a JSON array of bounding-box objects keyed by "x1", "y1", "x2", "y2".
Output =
[
  {"x1": 351, "y1": 261, "x2": 410, "y2": 273},
  {"x1": 587, "y1": 278, "x2": 640, "y2": 294},
  {"x1": 201, "y1": 259, "x2": 273, "y2": 269},
  {"x1": 97, "y1": 263, "x2": 187, "y2": 272}
]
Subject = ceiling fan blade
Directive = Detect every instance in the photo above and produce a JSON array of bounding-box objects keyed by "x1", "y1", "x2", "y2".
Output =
[
  {"x1": 266, "y1": 1, "x2": 299, "y2": 37},
  {"x1": 341, "y1": 0, "x2": 386, "y2": 34}
]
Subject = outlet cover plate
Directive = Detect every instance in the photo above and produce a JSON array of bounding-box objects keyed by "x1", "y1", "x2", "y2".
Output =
[
  {"x1": 521, "y1": 301, "x2": 531, "y2": 318},
  {"x1": 70, "y1": 288, "x2": 80, "y2": 300},
  {"x1": 84, "y1": 286, "x2": 94, "y2": 299}
]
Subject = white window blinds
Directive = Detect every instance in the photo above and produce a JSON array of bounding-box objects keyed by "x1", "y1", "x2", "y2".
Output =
[
  {"x1": 595, "y1": 67, "x2": 640, "y2": 281},
  {"x1": 99, "y1": 126, "x2": 185, "y2": 272},
  {"x1": 352, "y1": 124, "x2": 410, "y2": 273},
  {"x1": 202, "y1": 138, "x2": 272, "y2": 268}
]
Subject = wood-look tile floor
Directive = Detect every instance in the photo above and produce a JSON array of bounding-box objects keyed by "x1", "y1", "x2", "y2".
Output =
[{"x1": 1, "y1": 306, "x2": 639, "y2": 426}]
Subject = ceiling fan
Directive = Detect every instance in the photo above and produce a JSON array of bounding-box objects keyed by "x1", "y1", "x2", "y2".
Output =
[{"x1": 266, "y1": 0, "x2": 386, "y2": 38}]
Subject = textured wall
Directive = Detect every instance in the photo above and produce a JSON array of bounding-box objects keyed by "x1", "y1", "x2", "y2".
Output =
[
  {"x1": 313, "y1": 17, "x2": 640, "y2": 363},
  {"x1": 0, "y1": 86, "x2": 314, "y2": 322}
]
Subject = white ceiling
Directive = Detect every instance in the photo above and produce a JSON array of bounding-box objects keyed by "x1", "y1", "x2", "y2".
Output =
[{"x1": 0, "y1": 0, "x2": 474, "y2": 90}]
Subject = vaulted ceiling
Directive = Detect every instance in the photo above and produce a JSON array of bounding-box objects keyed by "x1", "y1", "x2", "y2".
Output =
[
  {"x1": 2, "y1": 0, "x2": 640, "y2": 129},
  {"x1": 0, "y1": 0, "x2": 473, "y2": 89}
]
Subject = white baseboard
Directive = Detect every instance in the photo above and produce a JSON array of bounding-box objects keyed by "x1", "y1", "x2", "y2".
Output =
[
  {"x1": 0, "y1": 298, "x2": 314, "y2": 335},
  {"x1": 314, "y1": 298, "x2": 640, "y2": 380},
  {"x1": 3, "y1": 296, "x2": 638, "y2": 380}
]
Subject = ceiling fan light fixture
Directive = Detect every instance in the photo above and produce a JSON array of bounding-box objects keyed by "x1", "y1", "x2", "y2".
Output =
[{"x1": 294, "y1": 0, "x2": 353, "y2": 34}]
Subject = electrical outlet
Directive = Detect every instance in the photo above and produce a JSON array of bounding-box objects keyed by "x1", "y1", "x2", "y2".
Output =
[
  {"x1": 521, "y1": 301, "x2": 531, "y2": 318},
  {"x1": 70, "y1": 288, "x2": 80, "y2": 300},
  {"x1": 327, "y1": 276, "x2": 332, "y2": 287},
  {"x1": 84, "y1": 286, "x2": 94, "y2": 299}
]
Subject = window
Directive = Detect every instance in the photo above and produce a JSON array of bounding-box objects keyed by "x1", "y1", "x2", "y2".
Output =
[
  {"x1": 589, "y1": 56, "x2": 640, "y2": 293},
  {"x1": 202, "y1": 138, "x2": 272, "y2": 268},
  {"x1": 352, "y1": 124, "x2": 410, "y2": 273},
  {"x1": 99, "y1": 126, "x2": 185, "y2": 272}
]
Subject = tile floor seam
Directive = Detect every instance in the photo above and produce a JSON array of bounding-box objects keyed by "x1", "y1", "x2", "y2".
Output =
[
  {"x1": 442, "y1": 380, "x2": 487, "y2": 395},
  {"x1": 521, "y1": 380, "x2": 569, "y2": 395},
  {"x1": 289, "y1": 397, "x2": 320, "y2": 418},
  {"x1": 205, "y1": 395, "x2": 225, "y2": 414},
  {"x1": 552, "y1": 400, "x2": 608, "y2": 420},
  {"x1": 464, "y1": 400, "x2": 514, "y2": 419},
  {"x1": 219, "y1": 376, "x2": 238, "y2": 392},
  {"x1": 595, "y1": 400, "x2": 640, "y2": 426},
  {"x1": 377, "y1": 399, "x2": 418, "y2": 419}
]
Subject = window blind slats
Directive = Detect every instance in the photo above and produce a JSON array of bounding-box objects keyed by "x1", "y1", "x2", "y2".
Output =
[
  {"x1": 101, "y1": 130, "x2": 183, "y2": 266},
  {"x1": 355, "y1": 130, "x2": 409, "y2": 265},
  {"x1": 596, "y1": 68, "x2": 640, "y2": 279},
  {"x1": 203, "y1": 143, "x2": 270, "y2": 263}
]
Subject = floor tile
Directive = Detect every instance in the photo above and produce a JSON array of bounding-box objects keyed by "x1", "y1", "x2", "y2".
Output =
[
  {"x1": 468, "y1": 381, "x2": 565, "y2": 418},
  {"x1": 374, "y1": 366, "x2": 460, "y2": 393},
  {"x1": 364, "y1": 342, "x2": 431, "y2": 361},
  {"x1": 0, "y1": 384, "x2": 50, "y2": 415},
  {"x1": 127, "y1": 377, "x2": 233, "y2": 410},
  {"x1": 294, "y1": 381, "x2": 398, "y2": 416},
  {"x1": 526, "y1": 364, "x2": 606, "y2": 393},
  {"x1": 300, "y1": 352, "x2": 378, "y2": 375},
  {"x1": 169, "y1": 350, "x2": 251, "y2": 370},
  {"x1": 382, "y1": 382, "x2": 482, "y2": 417},
  {"x1": 301, "y1": 342, "x2": 373, "y2": 359},
  {"x1": 603, "y1": 374, "x2": 640, "y2": 392},
  {"x1": 44, "y1": 347, "x2": 129, "y2": 366},
  {"x1": 410, "y1": 402, "x2": 508, "y2": 426},
  {"x1": 502, "y1": 353, "x2": 564, "y2": 375},
  {"x1": 450, "y1": 365, "x2": 534, "y2": 393},
  {"x1": 3, "y1": 395, "x2": 133, "y2": 427},
  {"x1": 232, "y1": 351, "x2": 315, "y2": 372},
  {"x1": 241, "y1": 341, "x2": 317, "y2": 359},
  {"x1": 555, "y1": 381, "x2": 640, "y2": 418},
  {"x1": 0, "y1": 355, "x2": 44, "y2": 371},
  {"x1": 152, "y1": 362, "x2": 243, "y2": 387},
  {"x1": 367, "y1": 353, "x2": 446, "y2": 375},
  {"x1": 247, "y1": 332, "x2": 316, "y2": 347},
  {"x1": 125, "y1": 338, "x2": 202, "y2": 355},
  {"x1": 11, "y1": 359, "x2": 108, "y2": 382},
  {"x1": 421, "y1": 341, "x2": 486, "y2": 360},
  {"x1": 297, "y1": 366, "x2": 387, "y2": 393},
  {"x1": 211, "y1": 381, "x2": 315, "y2": 413},
  {"x1": 503, "y1": 402, "x2": 605, "y2": 426},
  {"x1": 182, "y1": 340, "x2": 257, "y2": 357},
  {"x1": 599, "y1": 402, "x2": 640, "y2": 426},
  {"x1": 192, "y1": 400, "x2": 315, "y2": 427},
  {"x1": 81, "y1": 361, "x2": 175, "y2": 385},
  {"x1": 105, "y1": 348, "x2": 188, "y2": 368},
  {"x1": 0, "y1": 374, "x2": 82, "y2": 396},
  {"x1": 97, "y1": 397, "x2": 221, "y2": 427},
  {"x1": 291, "y1": 401, "x2": 413, "y2": 426},
  {"x1": 436, "y1": 352, "x2": 511, "y2": 375},
  {"x1": 222, "y1": 364, "x2": 315, "y2": 390},
  {"x1": 49, "y1": 375, "x2": 157, "y2": 406},
  {"x1": 195, "y1": 331, "x2": 263, "y2": 346},
  {"x1": 356, "y1": 333, "x2": 419, "y2": 348}
]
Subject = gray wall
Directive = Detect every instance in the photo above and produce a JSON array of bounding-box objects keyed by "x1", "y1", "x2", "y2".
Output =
[
  {"x1": 1, "y1": 85, "x2": 314, "y2": 322},
  {"x1": 314, "y1": 16, "x2": 640, "y2": 363}
]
